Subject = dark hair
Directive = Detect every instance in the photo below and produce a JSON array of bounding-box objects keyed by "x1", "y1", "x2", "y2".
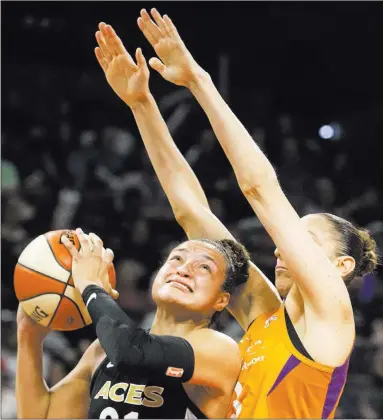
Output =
[
  {"x1": 321, "y1": 213, "x2": 379, "y2": 285},
  {"x1": 199, "y1": 238, "x2": 250, "y2": 294},
  {"x1": 197, "y1": 239, "x2": 250, "y2": 330}
]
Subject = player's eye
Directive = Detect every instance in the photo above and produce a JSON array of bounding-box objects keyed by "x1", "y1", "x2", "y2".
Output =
[
  {"x1": 200, "y1": 264, "x2": 212, "y2": 272},
  {"x1": 171, "y1": 255, "x2": 182, "y2": 262}
]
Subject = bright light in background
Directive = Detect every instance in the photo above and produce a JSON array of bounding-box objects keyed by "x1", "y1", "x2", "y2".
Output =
[
  {"x1": 318, "y1": 122, "x2": 342, "y2": 141},
  {"x1": 319, "y1": 125, "x2": 334, "y2": 139}
]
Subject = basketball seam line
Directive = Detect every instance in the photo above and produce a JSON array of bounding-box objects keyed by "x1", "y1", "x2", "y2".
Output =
[
  {"x1": 19, "y1": 292, "x2": 62, "y2": 302},
  {"x1": 44, "y1": 233, "x2": 72, "y2": 272},
  {"x1": 17, "y1": 262, "x2": 68, "y2": 285},
  {"x1": 44, "y1": 234, "x2": 85, "y2": 328},
  {"x1": 48, "y1": 272, "x2": 71, "y2": 328}
]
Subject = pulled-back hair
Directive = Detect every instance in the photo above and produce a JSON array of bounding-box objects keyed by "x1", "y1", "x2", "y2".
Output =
[
  {"x1": 197, "y1": 239, "x2": 250, "y2": 330},
  {"x1": 199, "y1": 238, "x2": 250, "y2": 294},
  {"x1": 321, "y1": 213, "x2": 379, "y2": 285}
]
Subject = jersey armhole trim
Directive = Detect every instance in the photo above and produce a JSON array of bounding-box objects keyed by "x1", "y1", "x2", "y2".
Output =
[
  {"x1": 281, "y1": 305, "x2": 334, "y2": 373},
  {"x1": 181, "y1": 385, "x2": 209, "y2": 419},
  {"x1": 90, "y1": 356, "x2": 108, "y2": 395}
]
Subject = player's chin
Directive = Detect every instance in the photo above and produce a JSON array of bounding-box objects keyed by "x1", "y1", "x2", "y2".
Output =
[
  {"x1": 275, "y1": 271, "x2": 294, "y2": 299},
  {"x1": 153, "y1": 285, "x2": 194, "y2": 305}
]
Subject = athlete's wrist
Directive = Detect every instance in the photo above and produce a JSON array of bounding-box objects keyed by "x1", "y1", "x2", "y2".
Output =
[
  {"x1": 187, "y1": 69, "x2": 212, "y2": 94},
  {"x1": 128, "y1": 92, "x2": 154, "y2": 111}
]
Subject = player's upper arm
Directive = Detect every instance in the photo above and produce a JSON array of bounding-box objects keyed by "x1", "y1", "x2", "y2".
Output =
[
  {"x1": 47, "y1": 340, "x2": 100, "y2": 418},
  {"x1": 229, "y1": 262, "x2": 281, "y2": 330},
  {"x1": 242, "y1": 180, "x2": 353, "y2": 321},
  {"x1": 185, "y1": 329, "x2": 241, "y2": 391},
  {"x1": 178, "y1": 204, "x2": 281, "y2": 328}
]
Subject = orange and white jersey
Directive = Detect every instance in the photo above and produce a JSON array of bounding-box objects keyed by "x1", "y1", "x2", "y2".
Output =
[{"x1": 228, "y1": 304, "x2": 350, "y2": 419}]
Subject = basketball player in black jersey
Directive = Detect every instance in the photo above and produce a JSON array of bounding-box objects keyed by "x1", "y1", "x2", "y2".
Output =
[{"x1": 16, "y1": 229, "x2": 250, "y2": 419}]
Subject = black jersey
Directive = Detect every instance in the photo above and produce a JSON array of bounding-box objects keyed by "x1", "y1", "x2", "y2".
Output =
[{"x1": 89, "y1": 357, "x2": 207, "y2": 419}]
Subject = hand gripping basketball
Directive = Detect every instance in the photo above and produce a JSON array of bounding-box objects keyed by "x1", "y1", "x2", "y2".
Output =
[{"x1": 62, "y1": 228, "x2": 119, "y2": 299}]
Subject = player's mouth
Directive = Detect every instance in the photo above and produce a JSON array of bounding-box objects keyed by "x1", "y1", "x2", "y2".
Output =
[{"x1": 166, "y1": 279, "x2": 193, "y2": 293}]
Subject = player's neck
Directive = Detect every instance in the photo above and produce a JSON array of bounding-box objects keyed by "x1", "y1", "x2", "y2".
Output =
[
  {"x1": 285, "y1": 283, "x2": 305, "y2": 317},
  {"x1": 150, "y1": 308, "x2": 210, "y2": 337}
]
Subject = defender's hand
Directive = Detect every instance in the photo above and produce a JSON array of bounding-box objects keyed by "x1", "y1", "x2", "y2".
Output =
[
  {"x1": 95, "y1": 22, "x2": 150, "y2": 108},
  {"x1": 62, "y1": 228, "x2": 119, "y2": 299},
  {"x1": 137, "y1": 8, "x2": 205, "y2": 87}
]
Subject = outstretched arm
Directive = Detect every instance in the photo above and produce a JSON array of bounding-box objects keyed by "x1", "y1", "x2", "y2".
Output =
[
  {"x1": 95, "y1": 22, "x2": 280, "y2": 329},
  {"x1": 138, "y1": 9, "x2": 353, "y2": 326},
  {"x1": 16, "y1": 306, "x2": 98, "y2": 419}
]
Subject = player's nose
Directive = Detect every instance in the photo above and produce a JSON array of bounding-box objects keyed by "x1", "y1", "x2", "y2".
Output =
[
  {"x1": 274, "y1": 248, "x2": 281, "y2": 259},
  {"x1": 176, "y1": 265, "x2": 191, "y2": 278}
]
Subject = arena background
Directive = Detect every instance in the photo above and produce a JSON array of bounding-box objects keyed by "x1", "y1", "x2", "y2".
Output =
[{"x1": 1, "y1": 1, "x2": 382, "y2": 418}]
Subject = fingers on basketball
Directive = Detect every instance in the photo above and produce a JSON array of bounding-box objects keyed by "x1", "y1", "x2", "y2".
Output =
[
  {"x1": 61, "y1": 234, "x2": 79, "y2": 258},
  {"x1": 74, "y1": 228, "x2": 91, "y2": 255},
  {"x1": 89, "y1": 232, "x2": 103, "y2": 257}
]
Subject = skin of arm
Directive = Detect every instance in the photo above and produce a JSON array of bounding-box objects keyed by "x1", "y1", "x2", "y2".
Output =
[
  {"x1": 94, "y1": 21, "x2": 280, "y2": 330},
  {"x1": 16, "y1": 306, "x2": 99, "y2": 419},
  {"x1": 187, "y1": 65, "x2": 353, "y2": 323},
  {"x1": 137, "y1": 8, "x2": 353, "y2": 329}
]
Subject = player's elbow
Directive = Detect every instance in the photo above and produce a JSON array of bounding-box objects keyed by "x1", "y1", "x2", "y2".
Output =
[
  {"x1": 240, "y1": 171, "x2": 280, "y2": 202},
  {"x1": 173, "y1": 204, "x2": 209, "y2": 230}
]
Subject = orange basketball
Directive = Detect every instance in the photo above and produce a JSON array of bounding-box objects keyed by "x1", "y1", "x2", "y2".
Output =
[{"x1": 14, "y1": 229, "x2": 116, "y2": 331}]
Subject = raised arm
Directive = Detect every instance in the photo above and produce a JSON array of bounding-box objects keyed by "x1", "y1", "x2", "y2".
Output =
[
  {"x1": 138, "y1": 9, "x2": 353, "y2": 325},
  {"x1": 16, "y1": 306, "x2": 97, "y2": 419},
  {"x1": 94, "y1": 22, "x2": 280, "y2": 329}
]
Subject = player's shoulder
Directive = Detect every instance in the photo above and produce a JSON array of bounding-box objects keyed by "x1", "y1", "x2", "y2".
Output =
[
  {"x1": 187, "y1": 328, "x2": 241, "y2": 359},
  {"x1": 187, "y1": 328, "x2": 241, "y2": 383}
]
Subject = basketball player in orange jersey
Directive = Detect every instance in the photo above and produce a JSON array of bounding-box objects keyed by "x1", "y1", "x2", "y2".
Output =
[{"x1": 132, "y1": 9, "x2": 379, "y2": 418}]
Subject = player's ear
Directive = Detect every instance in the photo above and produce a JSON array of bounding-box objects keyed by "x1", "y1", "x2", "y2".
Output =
[{"x1": 213, "y1": 292, "x2": 230, "y2": 312}]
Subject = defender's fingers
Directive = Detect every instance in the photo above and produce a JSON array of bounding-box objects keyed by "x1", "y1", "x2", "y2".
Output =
[
  {"x1": 104, "y1": 24, "x2": 127, "y2": 56},
  {"x1": 99, "y1": 22, "x2": 117, "y2": 56},
  {"x1": 137, "y1": 17, "x2": 157, "y2": 47},
  {"x1": 95, "y1": 30, "x2": 113, "y2": 62},
  {"x1": 150, "y1": 8, "x2": 167, "y2": 32},
  {"x1": 163, "y1": 15, "x2": 181, "y2": 39},
  {"x1": 95, "y1": 47, "x2": 108, "y2": 73},
  {"x1": 135, "y1": 47, "x2": 148, "y2": 70},
  {"x1": 140, "y1": 9, "x2": 163, "y2": 41},
  {"x1": 61, "y1": 235, "x2": 80, "y2": 258}
]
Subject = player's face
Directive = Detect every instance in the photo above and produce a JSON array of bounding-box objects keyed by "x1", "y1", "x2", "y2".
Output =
[
  {"x1": 274, "y1": 214, "x2": 338, "y2": 298},
  {"x1": 152, "y1": 241, "x2": 230, "y2": 316}
]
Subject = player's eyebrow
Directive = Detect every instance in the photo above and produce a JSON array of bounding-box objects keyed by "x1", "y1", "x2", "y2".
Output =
[
  {"x1": 173, "y1": 248, "x2": 218, "y2": 267},
  {"x1": 173, "y1": 247, "x2": 188, "y2": 253}
]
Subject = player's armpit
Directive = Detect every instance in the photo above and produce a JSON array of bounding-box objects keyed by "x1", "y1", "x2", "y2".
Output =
[
  {"x1": 229, "y1": 262, "x2": 281, "y2": 330},
  {"x1": 185, "y1": 329, "x2": 241, "y2": 391},
  {"x1": 178, "y1": 205, "x2": 281, "y2": 328},
  {"x1": 46, "y1": 340, "x2": 98, "y2": 418}
]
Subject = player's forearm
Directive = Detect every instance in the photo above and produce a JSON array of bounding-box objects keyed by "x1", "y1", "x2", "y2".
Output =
[
  {"x1": 189, "y1": 72, "x2": 277, "y2": 194},
  {"x1": 130, "y1": 95, "x2": 209, "y2": 220},
  {"x1": 16, "y1": 335, "x2": 50, "y2": 418}
]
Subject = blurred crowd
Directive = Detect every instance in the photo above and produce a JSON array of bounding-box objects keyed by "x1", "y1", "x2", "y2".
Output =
[{"x1": 2, "y1": 2, "x2": 382, "y2": 419}]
